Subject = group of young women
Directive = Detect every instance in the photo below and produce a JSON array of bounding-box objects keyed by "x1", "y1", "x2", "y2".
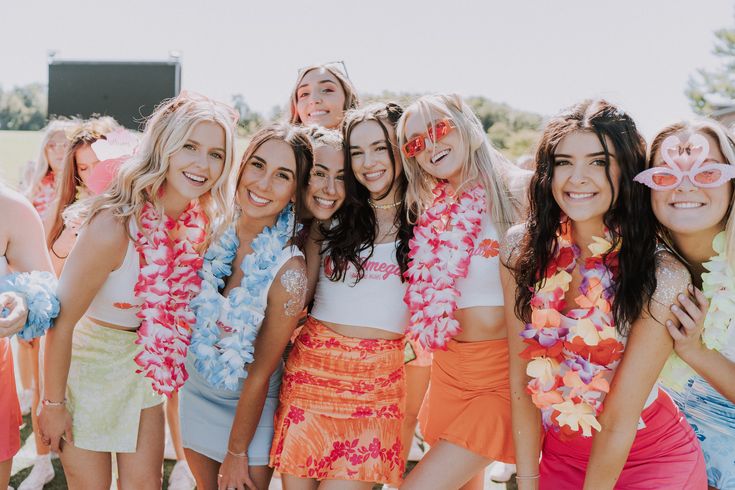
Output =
[{"x1": 0, "y1": 62, "x2": 733, "y2": 490}]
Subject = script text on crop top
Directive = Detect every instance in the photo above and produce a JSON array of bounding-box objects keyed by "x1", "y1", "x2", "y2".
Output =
[{"x1": 311, "y1": 241, "x2": 409, "y2": 335}]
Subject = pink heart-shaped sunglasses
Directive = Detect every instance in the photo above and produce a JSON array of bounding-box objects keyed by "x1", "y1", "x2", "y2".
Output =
[{"x1": 634, "y1": 133, "x2": 735, "y2": 190}]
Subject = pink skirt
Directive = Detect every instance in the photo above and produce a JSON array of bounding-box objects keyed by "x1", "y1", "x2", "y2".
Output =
[
  {"x1": 540, "y1": 389, "x2": 707, "y2": 489},
  {"x1": 0, "y1": 338, "x2": 21, "y2": 462}
]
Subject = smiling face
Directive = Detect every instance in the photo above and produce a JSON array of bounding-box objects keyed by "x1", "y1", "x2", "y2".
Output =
[
  {"x1": 551, "y1": 131, "x2": 620, "y2": 228},
  {"x1": 164, "y1": 120, "x2": 226, "y2": 204},
  {"x1": 348, "y1": 119, "x2": 401, "y2": 201},
  {"x1": 294, "y1": 68, "x2": 347, "y2": 129},
  {"x1": 238, "y1": 138, "x2": 298, "y2": 224},
  {"x1": 46, "y1": 131, "x2": 69, "y2": 173},
  {"x1": 651, "y1": 131, "x2": 732, "y2": 237},
  {"x1": 402, "y1": 110, "x2": 465, "y2": 185},
  {"x1": 305, "y1": 145, "x2": 345, "y2": 220},
  {"x1": 74, "y1": 143, "x2": 100, "y2": 187}
]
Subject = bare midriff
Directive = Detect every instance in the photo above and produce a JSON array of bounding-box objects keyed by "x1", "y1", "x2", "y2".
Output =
[
  {"x1": 316, "y1": 318, "x2": 404, "y2": 341},
  {"x1": 85, "y1": 315, "x2": 139, "y2": 332},
  {"x1": 453, "y1": 305, "x2": 507, "y2": 342}
]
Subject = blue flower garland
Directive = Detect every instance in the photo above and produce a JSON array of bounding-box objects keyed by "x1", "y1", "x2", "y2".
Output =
[
  {"x1": 190, "y1": 205, "x2": 297, "y2": 390},
  {"x1": 0, "y1": 271, "x2": 59, "y2": 340}
]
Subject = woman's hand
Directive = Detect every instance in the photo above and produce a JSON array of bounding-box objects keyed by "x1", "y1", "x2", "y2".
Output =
[
  {"x1": 217, "y1": 452, "x2": 256, "y2": 490},
  {"x1": 38, "y1": 404, "x2": 74, "y2": 453},
  {"x1": 666, "y1": 285, "x2": 709, "y2": 361},
  {"x1": 0, "y1": 291, "x2": 27, "y2": 338}
]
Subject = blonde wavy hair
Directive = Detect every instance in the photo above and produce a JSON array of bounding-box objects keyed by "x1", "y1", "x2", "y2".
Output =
[
  {"x1": 73, "y1": 93, "x2": 238, "y2": 249},
  {"x1": 648, "y1": 119, "x2": 735, "y2": 268},
  {"x1": 396, "y1": 93, "x2": 528, "y2": 235},
  {"x1": 24, "y1": 119, "x2": 75, "y2": 197}
]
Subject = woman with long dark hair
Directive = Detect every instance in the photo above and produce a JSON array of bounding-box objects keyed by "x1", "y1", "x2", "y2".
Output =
[
  {"x1": 501, "y1": 99, "x2": 706, "y2": 489},
  {"x1": 270, "y1": 102, "x2": 412, "y2": 489}
]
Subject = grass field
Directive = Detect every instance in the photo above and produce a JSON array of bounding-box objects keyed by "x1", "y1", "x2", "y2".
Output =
[{"x1": 0, "y1": 131, "x2": 43, "y2": 186}]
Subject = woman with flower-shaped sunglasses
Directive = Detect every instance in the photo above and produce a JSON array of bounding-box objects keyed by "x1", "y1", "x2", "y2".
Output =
[{"x1": 636, "y1": 120, "x2": 735, "y2": 490}]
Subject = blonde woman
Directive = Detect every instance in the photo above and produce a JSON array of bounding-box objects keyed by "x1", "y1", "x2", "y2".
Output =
[
  {"x1": 38, "y1": 92, "x2": 237, "y2": 489},
  {"x1": 397, "y1": 94, "x2": 529, "y2": 490}
]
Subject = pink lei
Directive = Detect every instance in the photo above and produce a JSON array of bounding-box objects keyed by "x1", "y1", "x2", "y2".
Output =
[
  {"x1": 133, "y1": 201, "x2": 207, "y2": 396},
  {"x1": 404, "y1": 182, "x2": 486, "y2": 350},
  {"x1": 32, "y1": 172, "x2": 56, "y2": 218}
]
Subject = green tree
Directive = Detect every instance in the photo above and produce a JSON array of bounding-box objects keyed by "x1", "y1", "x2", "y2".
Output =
[
  {"x1": 0, "y1": 83, "x2": 47, "y2": 130},
  {"x1": 231, "y1": 93, "x2": 264, "y2": 136},
  {"x1": 686, "y1": 13, "x2": 735, "y2": 114}
]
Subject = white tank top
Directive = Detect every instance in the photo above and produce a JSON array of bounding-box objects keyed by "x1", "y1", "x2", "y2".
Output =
[
  {"x1": 455, "y1": 213, "x2": 504, "y2": 308},
  {"x1": 85, "y1": 222, "x2": 142, "y2": 329},
  {"x1": 0, "y1": 256, "x2": 8, "y2": 276},
  {"x1": 311, "y1": 241, "x2": 409, "y2": 334}
]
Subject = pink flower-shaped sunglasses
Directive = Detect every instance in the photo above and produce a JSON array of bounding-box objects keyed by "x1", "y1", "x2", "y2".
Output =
[{"x1": 634, "y1": 133, "x2": 735, "y2": 190}]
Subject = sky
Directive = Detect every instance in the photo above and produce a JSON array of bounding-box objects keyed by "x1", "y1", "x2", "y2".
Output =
[{"x1": 1, "y1": 0, "x2": 734, "y2": 138}]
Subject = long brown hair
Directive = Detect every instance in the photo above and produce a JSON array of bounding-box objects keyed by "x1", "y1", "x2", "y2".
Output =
[{"x1": 47, "y1": 117, "x2": 119, "y2": 250}]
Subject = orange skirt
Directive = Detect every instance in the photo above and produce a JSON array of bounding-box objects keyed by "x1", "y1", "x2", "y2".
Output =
[
  {"x1": 270, "y1": 317, "x2": 406, "y2": 485},
  {"x1": 419, "y1": 338, "x2": 515, "y2": 463},
  {"x1": 0, "y1": 338, "x2": 21, "y2": 462}
]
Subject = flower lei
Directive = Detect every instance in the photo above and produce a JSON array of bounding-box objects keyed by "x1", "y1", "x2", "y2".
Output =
[
  {"x1": 0, "y1": 271, "x2": 59, "y2": 340},
  {"x1": 521, "y1": 221, "x2": 624, "y2": 438},
  {"x1": 660, "y1": 231, "x2": 735, "y2": 392},
  {"x1": 189, "y1": 205, "x2": 296, "y2": 390},
  {"x1": 133, "y1": 201, "x2": 207, "y2": 396},
  {"x1": 32, "y1": 172, "x2": 57, "y2": 217},
  {"x1": 404, "y1": 181, "x2": 485, "y2": 350}
]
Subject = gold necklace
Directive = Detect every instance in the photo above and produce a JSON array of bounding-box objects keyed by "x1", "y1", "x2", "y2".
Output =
[{"x1": 368, "y1": 199, "x2": 401, "y2": 210}]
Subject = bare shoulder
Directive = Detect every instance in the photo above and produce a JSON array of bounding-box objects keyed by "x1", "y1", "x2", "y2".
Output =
[
  {"x1": 80, "y1": 208, "x2": 128, "y2": 252},
  {"x1": 650, "y1": 250, "x2": 690, "y2": 311},
  {"x1": 269, "y1": 254, "x2": 307, "y2": 317},
  {"x1": 500, "y1": 222, "x2": 528, "y2": 267},
  {"x1": 0, "y1": 186, "x2": 40, "y2": 225}
]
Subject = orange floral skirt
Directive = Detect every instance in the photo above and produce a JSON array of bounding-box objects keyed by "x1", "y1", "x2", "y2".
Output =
[
  {"x1": 0, "y1": 338, "x2": 21, "y2": 462},
  {"x1": 270, "y1": 317, "x2": 406, "y2": 485},
  {"x1": 419, "y1": 338, "x2": 515, "y2": 463}
]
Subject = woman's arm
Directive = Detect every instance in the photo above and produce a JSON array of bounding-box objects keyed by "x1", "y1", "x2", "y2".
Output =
[
  {"x1": 583, "y1": 253, "x2": 689, "y2": 489},
  {"x1": 304, "y1": 221, "x2": 323, "y2": 305},
  {"x1": 500, "y1": 226, "x2": 541, "y2": 490},
  {"x1": 666, "y1": 286, "x2": 735, "y2": 403},
  {"x1": 217, "y1": 256, "x2": 307, "y2": 490},
  {"x1": 39, "y1": 210, "x2": 128, "y2": 452}
]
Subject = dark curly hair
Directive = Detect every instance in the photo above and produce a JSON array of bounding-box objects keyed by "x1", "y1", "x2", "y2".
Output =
[
  {"x1": 511, "y1": 99, "x2": 657, "y2": 335},
  {"x1": 322, "y1": 102, "x2": 415, "y2": 283}
]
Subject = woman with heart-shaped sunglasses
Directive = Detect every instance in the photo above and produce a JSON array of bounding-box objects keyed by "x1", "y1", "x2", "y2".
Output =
[{"x1": 636, "y1": 120, "x2": 735, "y2": 490}]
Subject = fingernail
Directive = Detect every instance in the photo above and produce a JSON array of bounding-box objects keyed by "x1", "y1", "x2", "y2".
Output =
[
  {"x1": 678, "y1": 294, "x2": 685, "y2": 301},
  {"x1": 671, "y1": 305, "x2": 678, "y2": 311}
]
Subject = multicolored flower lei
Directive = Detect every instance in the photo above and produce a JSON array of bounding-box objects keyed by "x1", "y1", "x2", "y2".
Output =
[
  {"x1": 660, "y1": 231, "x2": 735, "y2": 392},
  {"x1": 32, "y1": 172, "x2": 56, "y2": 217},
  {"x1": 404, "y1": 181, "x2": 485, "y2": 350},
  {"x1": 522, "y1": 221, "x2": 624, "y2": 438},
  {"x1": 190, "y1": 205, "x2": 296, "y2": 390},
  {"x1": 133, "y1": 201, "x2": 207, "y2": 396}
]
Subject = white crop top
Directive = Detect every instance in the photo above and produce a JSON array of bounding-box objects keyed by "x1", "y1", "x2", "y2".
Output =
[
  {"x1": 85, "y1": 223, "x2": 142, "y2": 329},
  {"x1": 0, "y1": 256, "x2": 8, "y2": 276},
  {"x1": 455, "y1": 213, "x2": 504, "y2": 308},
  {"x1": 311, "y1": 242, "x2": 409, "y2": 334}
]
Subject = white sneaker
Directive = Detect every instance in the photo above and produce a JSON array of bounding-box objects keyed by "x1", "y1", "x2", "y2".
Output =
[
  {"x1": 17, "y1": 389, "x2": 33, "y2": 416},
  {"x1": 17, "y1": 456, "x2": 55, "y2": 490},
  {"x1": 487, "y1": 462, "x2": 516, "y2": 483},
  {"x1": 167, "y1": 460, "x2": 195, "y2": 490}
]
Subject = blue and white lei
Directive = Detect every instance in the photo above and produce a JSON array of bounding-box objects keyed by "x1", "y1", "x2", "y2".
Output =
[
  {"x1": 0, "y1": 271, "x2": 59, "y2": 340},
  {"x1": 190, "y1": 205, "x2": 297, "y2": 390}
]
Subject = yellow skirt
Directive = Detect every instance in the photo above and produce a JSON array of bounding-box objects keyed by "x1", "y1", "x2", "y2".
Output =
[{"x1": 66, "y1": 317, "x2": 163, "y2": 453}]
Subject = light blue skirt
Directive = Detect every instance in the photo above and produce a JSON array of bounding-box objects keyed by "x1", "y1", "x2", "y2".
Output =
[
  {"x1": 668, "y1": 375, "x2": 735, "y2": 489},
  {"x1": 180, "y1": 356, "x2": 283, "y2": 465}
]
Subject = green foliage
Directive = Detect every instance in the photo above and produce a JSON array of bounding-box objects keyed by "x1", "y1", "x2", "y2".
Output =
[
  {"x1": 231, "y1": 93, "x2": 264, "y2": 136},
  {"x1": 0, "y1": 83, "x2": 47, "y2": 130},
  {"x1": 686, "y1": 12, "x2": 735, "y2": 114}
]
